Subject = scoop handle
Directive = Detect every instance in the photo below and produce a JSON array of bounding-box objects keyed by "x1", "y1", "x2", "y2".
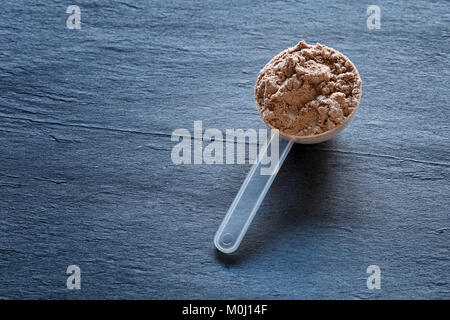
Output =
[{"x1": 214, "y1": 133, "x2": 294, "y2": 254}]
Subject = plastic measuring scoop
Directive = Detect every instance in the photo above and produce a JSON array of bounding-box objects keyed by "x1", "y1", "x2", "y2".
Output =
[{"x1": 214, "y1": 102, "x2": 361, "y2": 254}]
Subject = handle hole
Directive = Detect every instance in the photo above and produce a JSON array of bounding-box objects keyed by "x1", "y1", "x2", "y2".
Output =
[{"x1": 221, "y1": 233, "x2": 234, "y2": 246}]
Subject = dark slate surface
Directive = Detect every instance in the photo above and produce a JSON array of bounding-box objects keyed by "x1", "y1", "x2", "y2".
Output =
[{"x1": 0, "y1": 0, "x2": 449, "y2": 299}]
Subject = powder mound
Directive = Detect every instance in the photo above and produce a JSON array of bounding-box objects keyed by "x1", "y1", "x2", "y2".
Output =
[{"x1": 255, "y1": 41, "x2": 362, "y2": 136}]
